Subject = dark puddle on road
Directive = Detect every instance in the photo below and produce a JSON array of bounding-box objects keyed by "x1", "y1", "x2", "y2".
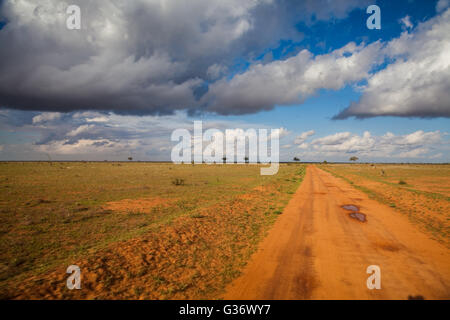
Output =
[
  {"x1": 408, "y1": 295, "x2": 425, "y2": 300},
  {"x1": 342, "y1": 204, "x2": 359, "y2": 211},
  {"x1": 349, "y1": 212, "x2": 367, "y2": 222},
  {"x1": 341, "y1": 204, "x2": 367, "y2": 222}
]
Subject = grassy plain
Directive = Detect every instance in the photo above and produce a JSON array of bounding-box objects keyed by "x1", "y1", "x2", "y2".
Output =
[{"x1": 0, "y1": 162, "x2": 305, "y2": 299}]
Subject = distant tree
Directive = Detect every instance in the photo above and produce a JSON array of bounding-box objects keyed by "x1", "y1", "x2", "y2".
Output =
[
  {"x1": 293, "y1": 157, "x2": 300, "y2": 162},
  {"x1": 244, "y1": 156, "x2": 249, "y2": 163},
  {"x1": 128, "y1": 157, "x2": 133, "y2": 161},
  {"x1": 222, "y1": 156, "x2": 226, "y2": 164},
  {"x1": 349, "y1": 156, "x2": 359, "y2": 162},
  {"x1": 323, "y1": 160, "x2": 328, "y2": 164},
  {"x1": 46, "y1": 153, "x2": 53, "y2": 166}
]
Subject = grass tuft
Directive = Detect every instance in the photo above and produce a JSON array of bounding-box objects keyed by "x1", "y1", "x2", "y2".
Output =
[{"x1": 172, "y1": 178, "x2": 185, "y2": 186}]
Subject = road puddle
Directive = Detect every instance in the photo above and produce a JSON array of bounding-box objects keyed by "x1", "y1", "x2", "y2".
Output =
[
  {"x1": 349, "y1": 212, "x2": 366, "y2": 222},
  {"x1": 408, "y1": 295, "x2": 425, "y2": 300},
  {"x1": 341, "y1": 204, "x2": 367, "y2": 222},
  {"x1": 342, "y1": 204, "x2": 359, "y2": 211}
]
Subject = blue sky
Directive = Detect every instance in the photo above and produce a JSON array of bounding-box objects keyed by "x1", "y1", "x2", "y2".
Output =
[{"x1": 0, "y1": 0, "x2": 449, "y2": 162}]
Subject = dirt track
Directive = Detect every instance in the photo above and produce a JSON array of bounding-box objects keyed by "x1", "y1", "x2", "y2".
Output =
[{"x1": 224, "y1": 166, "x2": 450, "y2": 300}]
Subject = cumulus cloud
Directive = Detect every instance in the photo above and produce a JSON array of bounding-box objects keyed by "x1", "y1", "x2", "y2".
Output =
[
  {"x1": 399, "y1": 15, "x2": 413, "y2": 30},
  {"x1": 1, "y1": 108, "x2": 448, "y2": 162},
  {"x1": 297, "y1": 130, "x2": 446, "y2": 160},
  {"x1": 32, "y1": 112, "x2": 62, "y2": 124},
  {"x1": 436, "y1": 0, "x2": 450, "y2": 12},
  {"x1": 276, "y1": 127, "x2": 290, "y2": 139},
  {"x1": 67, "y1": 124, "x2": 95, "y2": 137},
  {"x1": 310, "y1": 131, "x2": 374, "y2": 153},
  {"x1": 335, "y1": 9, "x2": 450, "y2": 119},
  {"x1": 297, "y1": 143, "x2": 309, "y2": 150},
  {"x1": 294, "y1": 130, "x2": 315, "y2": 144},
  {"x1": 34, "y1": 138, "x2": 138, "y2": 155},
  {"x1": 0, "y1": 0, "x2": 370, "y2": 115},
  {"x1": 0, "y1": 108, "x2": 284, "y2": 160},
  {"x1": 206, "y1": 64, "x2": 229, "y2": 80},
  {"x1": 203, "y1": 41, "x2": 383, "y2": 114}
]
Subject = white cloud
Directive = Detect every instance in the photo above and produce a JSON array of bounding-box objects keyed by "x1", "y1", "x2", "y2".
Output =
[
  {"x1": 85, "y1": 116, "x2": 109, "y2": 123},
  {"x1": 297, "y1": 143, "x2": 309, "y2": 150},
  {"x1": 1, "y1": 107, "x2": 449, "y2": 162},
  {"x1": 34, "y1": 138, "x2": 139, "y2": 155},
  {"x1": 296, "y1": 130, "x2": 447, "y2": 160},
  {"x1": 400, "y1": 15, "x2": 413, "y2": 30},
  {"x1": 436, "y1": 0, "x2": 450, "y2": 12},
  {"x1": 67, "y1": 124, "x2": 95, "y2": 137},
  {"x1": 274, "y1": 127, "x2": 290, "y2": 139},
  {"x1": 294, "y1": 130, "x2": 315, "y2": 144},
  {"x1": 395, "y1": 130, "x2": 442, "y2": 145},
  {"x1": 206, "y1": 64, "x2": 229, "y2": 80},
  {"x1": 0, "y1": 109, "x2": 284, "y2": 161},
  {"x1": 204, "y1": 41, "x2": 383, "y2": 114},
  {"x1": 335, "y1": 9, "x2": 450, "y2": 119},
  {"x1": 430, "y1": 152, "x2": 443, "y2": 159},
  {"x1": 32, "y1": 112, "x2": 62, "y2": 124},
  {"x1": 396, "y1": 147, "x2": 428, "y2": 158},
  {"x1": 311, "y1": 132, "x2": 352, "y2": 146}
]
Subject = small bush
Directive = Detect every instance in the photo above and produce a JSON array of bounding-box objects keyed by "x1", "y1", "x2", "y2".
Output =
[
  {"x1": 172, "y1": 178, "x2": 185, "y2": 186},
  {"x1": 190, "y1": 213, "x2": 205, "y2": 218},
  {"x1": 398, "y1": 180, "x2": 407, "y2": 185}
]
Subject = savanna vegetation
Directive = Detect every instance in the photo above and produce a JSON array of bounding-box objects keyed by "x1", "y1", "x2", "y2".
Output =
[{"x1": 0, "y1": 162, "x2": 306, "y2": 299}]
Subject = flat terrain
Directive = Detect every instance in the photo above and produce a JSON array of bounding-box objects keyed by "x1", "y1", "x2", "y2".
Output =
[
  {"x1": 225, "y1": 166, "x2": 450, "y2": 299},
  {"x1": 0, "y1": 162, "x2": 305, "y2": 299},
  {"x1": 1, "y1": 162, "x2": 448, "y2": 299}
]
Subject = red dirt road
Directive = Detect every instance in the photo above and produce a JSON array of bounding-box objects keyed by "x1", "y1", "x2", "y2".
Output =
[{"x1": 224, "y1": 166, "x2": 450, "y2": 300}]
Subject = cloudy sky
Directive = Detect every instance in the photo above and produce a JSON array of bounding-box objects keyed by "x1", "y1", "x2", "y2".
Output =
[{"x1": 0, "y1": 0, "x2": 449, "y2": 162}]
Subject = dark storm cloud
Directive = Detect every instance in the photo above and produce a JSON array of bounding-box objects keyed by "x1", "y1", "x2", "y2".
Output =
[{"x1": 0, "y1": 0, "x2": 370, "y2": 115}]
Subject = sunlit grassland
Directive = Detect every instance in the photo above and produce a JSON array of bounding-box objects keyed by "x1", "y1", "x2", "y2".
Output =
[{"x1": 0, "y1": 162, "x2": 306, "y2": 298}]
